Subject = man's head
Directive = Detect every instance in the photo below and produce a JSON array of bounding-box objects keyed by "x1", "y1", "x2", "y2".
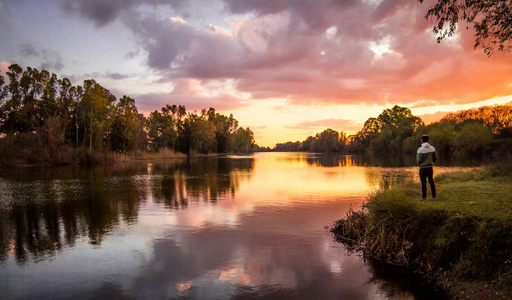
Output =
[{"x1": 421, "y1": 134, "x2": 429, "y2": 143}]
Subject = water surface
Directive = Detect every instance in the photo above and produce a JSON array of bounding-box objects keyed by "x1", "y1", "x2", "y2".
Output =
[{"x1": 0, "y1": 153, "x2": 447, "y2": 299}]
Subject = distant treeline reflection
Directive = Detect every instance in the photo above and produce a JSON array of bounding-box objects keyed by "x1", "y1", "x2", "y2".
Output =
[
  {"x1": 0, "y1": 158, "x2": 254, "y2": 264},
  {"x1": 301, "y1": 153, "x2": 500, "y2": 168}
]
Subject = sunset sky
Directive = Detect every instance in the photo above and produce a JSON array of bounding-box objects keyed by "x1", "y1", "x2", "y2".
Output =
[{"x1": 1, "y1": 0, "x2": 511, "y2": 147}]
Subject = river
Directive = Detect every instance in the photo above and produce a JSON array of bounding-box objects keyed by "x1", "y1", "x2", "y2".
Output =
[{"x1": 0, "y1": 152, "x2": 463, "y2": 299}]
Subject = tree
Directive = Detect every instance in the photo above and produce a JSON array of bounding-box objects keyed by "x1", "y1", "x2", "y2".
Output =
[
  {"x1": 362, "y1": 105, "x2": 423, "y2": 152},
  {"x1": 232, "y1": 127, "x2": 255, "y2": 154},
  {"x1": 179, "y1": 113, "x2": 216, "y2": 155},
  {"x1": 419, "y1": 0, "x2": 512, "y2": 55},
  {"x1": 423, "y1": 122, "x2": 458, "y2": 153},
  {"x1": 146, "y1": 105, "x2": 180, "y2": 152},
  {"x1": 455, "y1": 122, "x2": 493, "y2": 153},
  {"x1": 110, "y1": 96, "x2": 146, "y2": 153},
  {"x1": 0, "y1": 71, "x2": 6, "y2": 105},
  {"x1": 314, "y1": 128, "x2": 345, "y2": 153},
  {"x1": 79, "y1": 79, "x2": 116, "y2": 150},
  {"x1": 442, "y1": 104, "x2": 512, "y2": 137},
  {"x1": 206, "y1": 108, "x2": 238, "y2": 153},
  {"x1": 301, "y1": 136, "x2": 317, "y2": 152},
  {"x1": 1, "y1": 64, "x2": 23, "y2": 134}
]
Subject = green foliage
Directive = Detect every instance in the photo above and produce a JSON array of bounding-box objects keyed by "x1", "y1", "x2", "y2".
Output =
[
  {"x1": 418, "y1": 0, "x2": 512, "y2": 56},
  {"x1": 232, "y1": 127, "x2": 255, "y2": 153},
  {"x1": 275, "y1": 103, "x2": 511, "y2": 154},
  {"x1": 206, "y1": 108, "x2": 238, "y2": 153},
  {"x1": 422, "y1": 122, "x2": 457, "y2": 153},
  {"x1": 0, "y1": 64, "x2": 254, "y2": 165},
  {"x1": 275, "y1": 128, "x2": 347, "y2": 153},
  {"x1": 275, "y1": 141, "x2": 301, "y2": 152},
  {"x1": 455, "y1": 122, "x2": 493, "y2": 153},
  {"x1": 109, "y1": 96, "x2": 146, "y2": 153},
  {"x1": 346, "y1": 104, "x2": 511, "y2": 154},
  {"x1": 442, "y1": 105, "x2": 512, "y2": 137},
  {"x1": 349, "y1": 105, "x2": 423, "y2": 153},
  {"x1": 179, "y1": 113, "x2": 217, "y2": 155},
  {"x1": 80, "y1": 79, "x2": 116, "y2": 150}
]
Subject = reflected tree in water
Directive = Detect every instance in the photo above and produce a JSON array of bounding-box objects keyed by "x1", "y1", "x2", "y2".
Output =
[
  {"x1": 150, "y1": 158, "x2": 254, "y2": 209},
  {"x1": 0, "y1": 167, "x2": 147, "y2": 264},
  {"x1": 0, "y1": 158, "x2": 254, "y2": 263}
]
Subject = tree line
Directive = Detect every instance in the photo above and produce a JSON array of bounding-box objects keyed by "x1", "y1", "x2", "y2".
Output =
[
  {"x1": 0, "y1": 64, "x2": 255, "y2": 165},
  {"x1": 272, "y1": 104, "x2": 512, "y2": 155}
]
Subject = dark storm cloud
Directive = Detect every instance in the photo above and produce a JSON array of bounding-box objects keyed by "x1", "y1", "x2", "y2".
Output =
[{"x1": 59, "y1": 0, "x2": 188, "y2": 27}]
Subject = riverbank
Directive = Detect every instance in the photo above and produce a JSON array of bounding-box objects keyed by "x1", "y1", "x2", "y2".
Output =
[
  {"x1": 331, "y1": 164, "x2": 512, "y2": 299},
  {"x1": 0, "y1": 147, "x2": 242, "y2": 167}
]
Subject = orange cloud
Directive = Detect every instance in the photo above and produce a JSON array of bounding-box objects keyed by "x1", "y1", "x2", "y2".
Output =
[{"x1": 286, "y1": 119, "x2": 361, "y2": 132}]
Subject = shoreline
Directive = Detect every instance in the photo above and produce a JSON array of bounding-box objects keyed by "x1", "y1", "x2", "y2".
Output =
[
  {"x1": 331, "y1": 164, "x2": 512, "y2": 299},
  {"x1": 0, "y1": 150, "x2": 253, "y2": 169}
]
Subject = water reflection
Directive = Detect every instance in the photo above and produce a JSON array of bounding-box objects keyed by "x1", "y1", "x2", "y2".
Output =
[
  {"x1": 0, "y1": 153, "x2": 466, "y2": 299},
  {"x1": 367, "y1": 261, "x2": 448, "y2": 300},
  {"x1": 0, "y1": 158, "x2": 253, "y2": 265},
  {"x1": 150, "y1": 158, "x2": 253, "y2": 208},
  {"x1": 0, "y1": 173, "x2": 147, "y2": 264}
]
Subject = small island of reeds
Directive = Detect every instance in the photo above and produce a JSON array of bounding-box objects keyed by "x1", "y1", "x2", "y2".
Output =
[{"x1": 331, "y1": 163, "x2": 512, "y2": 299}]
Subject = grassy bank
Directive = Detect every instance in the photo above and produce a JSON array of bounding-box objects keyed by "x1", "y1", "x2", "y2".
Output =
[{"x1": 331, "y1": 164, "x2": 512, "y2": 299}]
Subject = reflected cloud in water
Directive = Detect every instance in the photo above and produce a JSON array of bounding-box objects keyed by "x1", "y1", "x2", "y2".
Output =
[{"x1": 0, "y1": 153, "x2": 460, "y2": 299}]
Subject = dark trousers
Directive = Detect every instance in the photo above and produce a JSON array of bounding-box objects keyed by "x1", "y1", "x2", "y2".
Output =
[{"x1": 419, "y1": 167, "x2": 436, "y2": 198}]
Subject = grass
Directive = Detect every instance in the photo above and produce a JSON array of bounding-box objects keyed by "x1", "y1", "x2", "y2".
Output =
[
  {"x1": 331, "y1": 163, "x2": 512, "y2": 299},
  {"x1": 134, "y1": 148, "x2": 187, "y2": 160},
  {"x1": 399, "y1": 168, "x2": 512, "y2": 220}
]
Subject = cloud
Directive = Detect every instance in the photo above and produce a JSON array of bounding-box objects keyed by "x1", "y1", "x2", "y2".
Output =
[
  {"x1": 82, "y1": 71, "x2": 133, "y2": 80},
  {"x1": 417, "y1": 111, "x2": 450, "y2": 124},
  {"x1": 135, "y1": 79, "x2": 251, "y2": 113},
  {"x1": 59, "y1": 0, "x2": 512, "y2": 109},
  {"x1": 0, "y1": 1, "x2": 14, "y2": 29},
  {"x1": 18, "y1": 43, "x2": 65, "y2": 71},
  {"x1": 59, "y1": 0, "x2": 188, "y2": 27},
  {"x1": 40, "y1": 49, "x2": 65, "y2": 71},
  {"x1": 121, "y1": 10, "x2": 244, "y2": 78},
  {"x1": 19, "y1": 43, "x2": 40, "y2": 57},
  {"x1": 0, "y1": 61, "x2": 10, "y2": 73},
  {"x1": 122, "y1": 12, "x2": 196, "y2": 71},
  {"x1": 286, "y1": 119, "x2": 361, "y2": 132}
]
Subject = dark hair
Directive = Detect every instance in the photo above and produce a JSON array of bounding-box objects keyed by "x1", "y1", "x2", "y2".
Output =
[{"x1": 421, "y1": 134, "x2": 429, "y2": 143}]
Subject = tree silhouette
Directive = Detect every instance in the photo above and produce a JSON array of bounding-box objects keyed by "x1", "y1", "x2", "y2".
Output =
[{"x1": 419, "y1": 0, "x2": 512, "y2": 55}]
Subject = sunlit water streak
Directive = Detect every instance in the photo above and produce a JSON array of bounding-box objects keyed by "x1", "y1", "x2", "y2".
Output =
[{"x1": 0, "y1": 153, "x2": 456, "y2": 299}]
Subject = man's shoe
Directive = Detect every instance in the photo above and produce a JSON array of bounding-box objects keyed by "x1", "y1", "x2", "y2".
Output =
[{"x1": 421, "y1": 198, "x2": 426, "y2": 201}]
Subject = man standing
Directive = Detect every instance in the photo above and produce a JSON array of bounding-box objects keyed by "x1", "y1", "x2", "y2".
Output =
[{"x1": 417, "y1": 134, "x2": 438, "y2": 201}]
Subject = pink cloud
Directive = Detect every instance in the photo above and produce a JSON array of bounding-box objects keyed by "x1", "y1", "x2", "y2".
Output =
[
  {"x1": 135, "y1": 79, "x2": 250, "y2": 114},
  {"x1": 63, "y1": 0, "x2": 512, "y2": 110},
  {"x1": 220, "y1": 0, "x2": 512, "y2": 107},
  {"x1": 0, "y1": 62, "x2": 10, "y2": 73}
]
